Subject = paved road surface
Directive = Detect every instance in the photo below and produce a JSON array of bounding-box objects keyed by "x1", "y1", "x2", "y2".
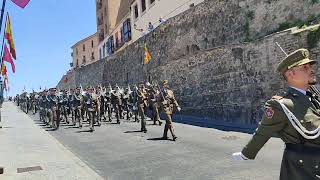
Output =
[{"x1": 19, "y1": 102, "x2": 283, "y2": 180}]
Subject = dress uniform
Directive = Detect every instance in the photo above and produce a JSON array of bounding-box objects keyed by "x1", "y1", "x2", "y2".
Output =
[
  {"x1": 161, "y1": 80, "x2": 181, "y2": 141},
  {"x1": 136, "y1": 83, "x2": 148, "y2": 133},
  {"x1": 233, "y1": 48, "x2": 320, "y2": 180}
]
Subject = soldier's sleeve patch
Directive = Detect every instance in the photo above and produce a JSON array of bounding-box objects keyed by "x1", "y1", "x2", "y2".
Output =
[{"x1": 265, "y1": 108, "x2": 274, "y2": 119}]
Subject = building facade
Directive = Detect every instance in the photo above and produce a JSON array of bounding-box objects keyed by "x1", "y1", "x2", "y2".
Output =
[
  {"x1": 96, "y1": 0, "x2": 204, "y2": 59},
  {"x1": 71, "y1": 33, "x2": 98, "y2": 69},
  {"x1": 96, "y1": 0, "x2": 132, "y2": 60},
  {"x1": 130, "y1": 0, "x2": 204, "y2": 42}
]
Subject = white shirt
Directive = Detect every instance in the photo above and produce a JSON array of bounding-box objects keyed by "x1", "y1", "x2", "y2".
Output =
[{"x1": 290, "y1": 86, "x2": 306, "y2": 95}]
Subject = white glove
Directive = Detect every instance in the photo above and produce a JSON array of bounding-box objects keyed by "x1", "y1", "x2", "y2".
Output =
[
  {"x1": 232, "y1": 152, "x2": 248, "y2": 161},
  {"x1": 177, "y1": 106, "x2": 181, "y2": 111}
]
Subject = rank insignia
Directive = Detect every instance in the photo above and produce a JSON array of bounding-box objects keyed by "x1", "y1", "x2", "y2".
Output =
[{"x1": 265, "y1": 108, "x2": 274, "y2": 119}]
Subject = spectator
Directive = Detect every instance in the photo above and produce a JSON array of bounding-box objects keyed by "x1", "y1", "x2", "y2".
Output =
[
  {"x1": 148, "y1": 22, "x2": 154, "y2": 32},
  {"x1": 159, "y1": 17, "x2": 166, "y2": 24},
  {"x1": 134, "y1": 24, "x2": 146, "y2": 37}
]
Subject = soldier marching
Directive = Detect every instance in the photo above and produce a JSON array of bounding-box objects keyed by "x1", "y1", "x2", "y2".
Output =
[{"x1": 15, "y1": 80, "x2": 181, "y2": 138}]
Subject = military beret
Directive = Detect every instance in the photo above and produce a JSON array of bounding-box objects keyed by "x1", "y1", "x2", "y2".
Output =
[{"x1": 277, "y1": 48, "x2": 317, "y2": 73}]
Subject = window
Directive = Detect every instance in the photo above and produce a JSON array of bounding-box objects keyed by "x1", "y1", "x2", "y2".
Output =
[
  {"x1": 91, "y1": 40, "x2": 94, "y2": 48},
  {"x1": 134, "y1": 5, "x2": 138, "y2": 19},
  {"x1": 115, "y1": 32, "x2": 119, "y2": 48},
  {"x1": 99, "y1": 48, "x2": 102, "y2": 60},
  {"x1": 76, "y1": 48, "x2": 78, "y2": 55},
  {"x1": 120, "y1": 28, "x2": 124, "y2": 44},
  {"x1": 82, "y1": 56, "x2": 86, "y2": 64},
  {"x1": 83, "y1": 44, "x2": 85, "y2": 51},
  {"x1": 107, "y1": 35, "x2": 114, "y2": 55},
  {"x1": 123, "y1": 19, "x2": 132, "y2": 42},
  {"x1": 103, "y1": 44, "x2": 106, "y2": 57},
  {"x1": 91, "y1": 52, "x2": 95, "y2": 60},
  {"x1": 76, "y1": 59, "x2": 79, "y2": 67},
  {"x1": 141, "y1": 0, "x2": 146, "y2": 12},
  {"x1": 150, "y1": 0, "x2": 155, "y2": 5}
]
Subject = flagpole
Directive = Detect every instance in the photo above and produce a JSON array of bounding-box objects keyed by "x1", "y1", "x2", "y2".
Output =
[
  {"x1": 0, "y1": 6, "x2": 7, "y2": 66},
  {"x1": 0, "y1": 0, "x2": 6, "y2": 35}
]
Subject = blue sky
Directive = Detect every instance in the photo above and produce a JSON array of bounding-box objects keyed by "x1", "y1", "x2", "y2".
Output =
[{"x1": 4, "y1": 0, "x2": 96, "y2": 96}]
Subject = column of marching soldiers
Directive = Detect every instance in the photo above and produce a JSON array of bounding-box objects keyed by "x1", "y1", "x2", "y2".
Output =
[{"x1": 13, "y1": 80, "x2": 181, "y2": 141}]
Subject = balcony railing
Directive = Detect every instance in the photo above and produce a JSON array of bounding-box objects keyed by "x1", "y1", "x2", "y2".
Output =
[{"x1": 97, "y1": 1, "x2": 102, "y2": 10}]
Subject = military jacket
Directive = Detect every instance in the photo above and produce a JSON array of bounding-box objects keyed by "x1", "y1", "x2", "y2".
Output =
[
  {"x1": 72, "y1": 93, "x2": 82, "y2": 107},
  {"x1": 111, "y1": 90, "x2": 122, "y2": 105},
  {"x1": 84, "y1": 92, "x2": 99, "y2": 107},
  {"x1": 162, "y1": 88, "x2": 179, "y2": 107},
  {"x1": 47, "y1": 94, "x2": 59, "y2": 109},
  {"x1": 242, "y1": 87, "x2": 320, "y2": 159},
  {"x1": 136, "y1": 89, "x2": 148, "y2": 106}
]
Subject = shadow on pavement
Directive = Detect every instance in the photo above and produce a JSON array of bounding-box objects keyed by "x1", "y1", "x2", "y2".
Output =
[
  {"x1": 75, "y1": 129, "x2": 94, "y2": 133},
  {"x1": 64, "y1": 126, "x2": 80, "y2": 129},
  {"x1": 147, "y1": 137, "x2": 169, "y2": 141},
  {"x1": 1, "y1": 126, "x2": 13, "y2": 128},
  {"x1": 124, "y1": 130, "x2": 142, "y2": 133},
  {"x1": 37, "y1": 124, "x2": 48, "y2": 127}
]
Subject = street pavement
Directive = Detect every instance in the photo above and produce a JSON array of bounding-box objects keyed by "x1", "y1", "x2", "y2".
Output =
[
  {"x1": 12, "y1": 101, "x2": 284, "y2": 180},
  {"x1": 0, "y1": 102, "x2": 103, "y2": 180}
]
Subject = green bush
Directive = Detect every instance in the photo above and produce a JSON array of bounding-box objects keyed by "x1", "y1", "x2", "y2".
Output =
[
  {"x1": 307, "y1": 27, "x2": 320, "y2": 48},
  {"x1": 244, "y1": 19, "x2": 251, "y2": 42}
]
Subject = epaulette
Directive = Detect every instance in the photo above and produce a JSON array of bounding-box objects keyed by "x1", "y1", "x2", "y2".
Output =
[{"x1": 271, "y1": 95, "x2": 283, "y2": 100}]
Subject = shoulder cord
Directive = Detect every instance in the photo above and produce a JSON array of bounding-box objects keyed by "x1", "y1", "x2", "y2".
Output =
[{"x1": 278, "y1": 100, "x2": 320, "y2": 139}]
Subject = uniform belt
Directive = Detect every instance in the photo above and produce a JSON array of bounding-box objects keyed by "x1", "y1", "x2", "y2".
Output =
[{"x1": 286, "y1": 143, "x2": 320, "y2": 154}]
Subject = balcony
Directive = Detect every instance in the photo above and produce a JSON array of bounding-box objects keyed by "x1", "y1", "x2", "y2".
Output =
[
  {"x1": 97, "y1": 17, "x2": 103, "y2": 26},
  {"x1": 99, "y1": 31, "x2": 105, "y2": 42},
  {"x1": 97, "y1": 1, "x2": 102, "y2": 10}
]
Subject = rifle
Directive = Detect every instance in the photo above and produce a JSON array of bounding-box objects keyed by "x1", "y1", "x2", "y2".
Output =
[{"x1": 155, "y1": 82, "x2": 168, "y2": 106}]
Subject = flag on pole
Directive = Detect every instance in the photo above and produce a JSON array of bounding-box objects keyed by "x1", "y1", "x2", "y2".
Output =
[
  {"x1": 1, "y1": 63, "x2": 7, "y2": 75},
  {"x1": 3, "y1": 44, "x2": 15, "y2": 73},
  {"x1": 11, "y1": 0, "x2": 30, "y2": 9},
  {"x1": 144, "y1": 44, "x2": 151, "y2": 65},
  {"x1": 5, "y1": 14, "x2": 16, "y2": 59},
  {"x1": 3, "y1": 74, "x2": 8, "y2": 91}
]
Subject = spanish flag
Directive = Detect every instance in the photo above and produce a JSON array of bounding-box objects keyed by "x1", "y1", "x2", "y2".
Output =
[
  {"x1": 11, "y1": 0, "x2": 31, "y2": 9},
  {"x1": 1, "y1": 63, "x2": 7, "y2": 76},
  {"x1": 144, "y1": 44, "x2": 151, "y2": 65},
  {"x1": 3, "y1": 44, "x2": 16, "y2": 73},
  {"x1": 5, "y1": 13, "x2": 16, "y2": 59}
]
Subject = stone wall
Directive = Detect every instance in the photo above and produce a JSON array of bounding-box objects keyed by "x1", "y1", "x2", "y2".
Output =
[
  {"x1": 57, "y1": 59, "x2": 105, "y2": 88},
  {"x1": 57, "y1": 0, "x2": 320, "y2": 127}
]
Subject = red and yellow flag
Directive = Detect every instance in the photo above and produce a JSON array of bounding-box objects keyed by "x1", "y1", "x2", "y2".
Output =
[
  {"x1": 1, "y1": 63, "x2": 7, "y2": 75},
  {"x1": 144, "y1": 44, "x2": 151, "y2": 65},
  {"x1": 5, "y1": 14, "x2": 16, "y2": 59},
  {"x1": 3, "y1": 44, "x2": 15, "y2": 73},
  {"x1": 11, "y1": 0, "x2": 31, "y2": 9}
]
